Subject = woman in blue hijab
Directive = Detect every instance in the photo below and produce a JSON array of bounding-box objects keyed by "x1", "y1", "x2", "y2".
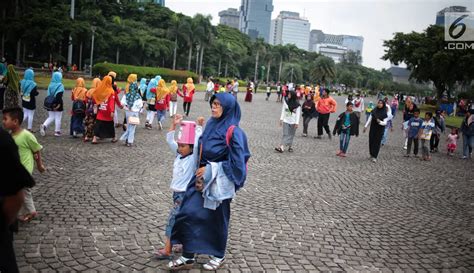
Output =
[
  {"x1": 145, "y1": 78, "x2": 157, "y2": 129},
  {"x1": 20, "y1": 69, "x2": 38, "y2": 131},
  {"x1": 138, "y1": 78, "x2": 147, "y2": 100},
  {"x1": 169, "y1": 93, "x2": 251, "y2": 270},
  {"x1": 40, "y1": 72, "x2": 64, "y2": 137}
]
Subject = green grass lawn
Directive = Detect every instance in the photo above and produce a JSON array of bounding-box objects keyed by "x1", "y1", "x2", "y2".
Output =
[{"x1": 417, "y1": 104, "x2": 463, "y2": 128}]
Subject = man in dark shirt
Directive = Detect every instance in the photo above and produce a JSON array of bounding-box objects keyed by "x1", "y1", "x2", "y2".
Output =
[{"x1": 0, "y1": 127, "x2": 35, "y2": 273}]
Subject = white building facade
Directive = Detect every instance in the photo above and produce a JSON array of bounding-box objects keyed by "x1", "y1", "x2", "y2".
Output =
[{"x1": 270, "y1": 11, "x2": 310, "y2": 51}]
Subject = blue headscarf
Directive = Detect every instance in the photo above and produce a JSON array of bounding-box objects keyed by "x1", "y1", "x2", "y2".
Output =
[
  {"x1": 200, "y1": 93, "x2": 251, "y2": 190},
  {"x1": 20, "y1": 69, "x2": 37, "y2": 97},
  {"x1": 146, "y1": 79, "x2": 157, "y2": 100},
  {"x1": 0, "y1": 62, "x2": 6, "y2": 76},
  {"x1": 155, "y1": 75, "x2": 161, "y2": 82},
  {"x1": 47, "y1": 72, "x2": 65, "y2": 96},
  {"x1": 125, "y1": 83, "x2": 141, "y2": 108},
  {"x1": 139, "y1": 78, "x2": 147, "y2": 95}
]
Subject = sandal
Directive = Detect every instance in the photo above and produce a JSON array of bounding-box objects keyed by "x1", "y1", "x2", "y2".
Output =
[
  {"x1": 168, "y1": 256, "x2": 195, "y2": 270},
  {"x1": 203, "y1": 256, "x2": 225, "y2": 271},
  {"x1": 111, "y1": 138, "x2": 118, "y2": 143},
  {"x1": 154, "y1": 248, "x2": 172, "y2": 260},
  {"x1": 274, "y1": 147, "x2": 284, "y2": 153},
  {"x1": 21, "y1": 212, "x2": 38, "y2": 222}
]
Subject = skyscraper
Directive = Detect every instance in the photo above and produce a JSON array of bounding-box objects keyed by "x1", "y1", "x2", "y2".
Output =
[
  {"x1": 219, "y1": 8, "x2": 240, "y2": 29},
  {"x1": 436, "y1": 6, "x2": 468, "y2": 26},
  {"x1": 270, "y1": 11, "x2": 310, "y2": 51},
  {"x1": 309, "y1": 30, "x2": 364, "y2": 63},
  {"x1": 239, "y1": 0, "x2": 274, "y2": 42}
]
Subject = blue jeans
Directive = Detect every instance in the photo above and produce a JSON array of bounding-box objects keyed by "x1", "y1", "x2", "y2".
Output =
[
  {"x1": 165, "y1": 192, "x2": 185, "y2": 237},
  {"x1": 157, "y1": 109, "x2": 166, "y2": 123},
  {"x1": 120, "y1": 111, "x2": 138, "y2": 144},
  {"x1": 463, "y1": 134, "x2": 474, "y2": 157},
  {"x1": 339, "y1": 130, "x2": 351, "y2": 153},
  {"x1": 381, "y1": 126, "x2": 390, "y2": 145}
]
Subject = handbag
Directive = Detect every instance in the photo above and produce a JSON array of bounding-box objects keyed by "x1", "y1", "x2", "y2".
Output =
[{"x1": 128, "y1": 115, "x2": 140, "y2": 125}]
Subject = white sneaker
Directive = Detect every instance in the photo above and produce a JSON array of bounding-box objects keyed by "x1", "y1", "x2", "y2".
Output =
[
  {"x1": 158, "y1": 122, "x2": 163, "y2": 130},
  {"x1": 372, "y1": 158, "x2": 377, "y2": 163},
  {"x1": 40, "y1": 125, "x2": 46, "y2": 136},
  {"x1": 403, "y1": 145, "x2": 407, "y2": 150}
]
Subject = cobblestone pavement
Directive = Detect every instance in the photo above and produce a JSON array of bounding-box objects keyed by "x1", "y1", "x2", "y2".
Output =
[{"x1": 11, "y1": 90, "x2": 474, "y2": 272}]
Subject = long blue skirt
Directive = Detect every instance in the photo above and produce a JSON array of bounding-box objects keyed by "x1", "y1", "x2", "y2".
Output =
[
  {"x1": 70, "y1": 114, "x2": 85, "y2": 135},
  {"x1": 171, "y1": 178, "x2": 231, "y2": 258}
]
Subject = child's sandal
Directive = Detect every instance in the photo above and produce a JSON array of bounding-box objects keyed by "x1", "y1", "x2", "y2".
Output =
[
  {"x1": 168, "y1": 256, "x2": 195, "y2": 270},
  {"x1": 203, "y1": 256, "x2": 225, "y2": 271}
]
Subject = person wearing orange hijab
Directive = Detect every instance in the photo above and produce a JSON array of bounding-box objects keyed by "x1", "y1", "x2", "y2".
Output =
[
  {"x1": 70, "y1": 77, "x2": 88, "y2": 137},
  {"x1": 92, "y1": 76, "x2": 117, "y2": 144},
  {"x1": 168, "y1": 80, "x2": 179, "y2": 117},
  {"x1": 84, "y1": 78, "x2": 101, "y2": 142},
  {"x1": 178, "y1": 77, "x2": 195, "y2": 117},
  {"x1": 154, "y1": 79, "x2": 170, "y2": 130}
]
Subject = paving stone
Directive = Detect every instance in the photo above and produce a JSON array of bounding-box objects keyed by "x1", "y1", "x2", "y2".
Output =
[{"x1": 10, "y1": 92, "x2": 474, "y2": 272}]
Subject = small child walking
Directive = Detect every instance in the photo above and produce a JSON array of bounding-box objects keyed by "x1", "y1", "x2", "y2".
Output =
[
  {"x1": 419, "y1": 112, "x2": 435, "y2": 161},
  {"x1": 154, "y1": 114, "x2": 204, "y2": 260},
  {"x1": 2, "y1": 107, "x2": 45, "y2": 222},
  {"x1": 265, "y1": 85, "x2": 271, "y2": 101},
  {"x1": 405, "y1": 109, "x2": 422, "y2": 157},
  {"x1": 446, "y1": 127, "x2": 458, "y2": 156},
  {"x1": 333, "y1": 101, "x2": 359, "y2": 157}
]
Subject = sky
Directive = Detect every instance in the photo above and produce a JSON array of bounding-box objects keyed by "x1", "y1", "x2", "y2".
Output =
[{"x1": 166, "y1": 0, "x2": 474, "y2": 71}]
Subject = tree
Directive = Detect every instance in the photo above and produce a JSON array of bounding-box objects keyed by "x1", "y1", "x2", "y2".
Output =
[
  {"x1": 253, "y1": 38, "x2": 266, "y2": 81},
  {"x1": 281, "y1": 63, "x2": 303, "y2": 83},
  {"x1": 342, "y1": 50, "x2": 362, "y2": 65},
  {"x1": 273, "y1": 44, "x2": 289, "y2": 82},
  {"x1": 339, "y1": 70, "x2": 357, "y2": 89},
  {"x1": 310, "y1": 56, "x2": 336, "y2": 84},
  {"x1": 167, "y1": 13, "x2": 181, "y2": 70},
  {"x1": 383, "y1": 25, "x2": 474, "y2": 99}
]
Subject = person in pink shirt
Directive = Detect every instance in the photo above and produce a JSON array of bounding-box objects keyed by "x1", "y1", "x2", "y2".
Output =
[{"x1": 446, "y1": 128, "x2": 458, "y2": 156}]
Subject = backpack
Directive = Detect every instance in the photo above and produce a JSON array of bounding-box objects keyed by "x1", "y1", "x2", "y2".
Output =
[
  {"x1": 72, "y1": 100, "x2": 86, "y2": 114},
  {"x1": 43, "y1": 86, "x2": 60, "y2": 111}
]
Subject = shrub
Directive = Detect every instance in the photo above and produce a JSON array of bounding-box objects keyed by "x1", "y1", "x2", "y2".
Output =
[{"x1": 93, "y1": 62, "x2": 198, "y2": 83}]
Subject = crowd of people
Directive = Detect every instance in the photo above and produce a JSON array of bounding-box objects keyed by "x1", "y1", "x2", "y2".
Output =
[
  {"x1": 0, "y1": 66, "x2": 252, "y2": 271},
  {"x1": 271, "y1": 83, "x2": 474, "y2": 163},
  {"x1": 0, "y1": 62, "x2": 473, "y2": 271}
]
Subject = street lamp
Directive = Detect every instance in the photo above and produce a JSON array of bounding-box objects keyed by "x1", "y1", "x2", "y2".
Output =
[{"x1": 89, "y1": 26, "x2": 96, "y2": 78}]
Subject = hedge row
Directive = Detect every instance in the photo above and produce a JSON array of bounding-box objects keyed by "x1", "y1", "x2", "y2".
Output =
[{"x1": 92, "y1": 62, "x2": 199, "y2": 83}]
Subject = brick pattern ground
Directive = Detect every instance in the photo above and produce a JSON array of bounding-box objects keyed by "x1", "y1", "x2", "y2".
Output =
[{"x1": 10, "y1": 90, "x2": 474, "y2": 272}]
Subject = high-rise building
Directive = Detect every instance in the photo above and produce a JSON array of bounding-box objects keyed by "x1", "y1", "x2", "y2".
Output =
[
  {"x1": 137, "y1": 0, "x2": 165, "y2": 6},
  {"x1": 239, "y1": 0, "x2": 274, "y2": 42},
  {"x1": 436, "y1": 6, "x2": 468, "y2": 26},
  {"x1": 219, "y1": 8, "x2": 240, "y2": 29},
  {"x1": 270, "y1": 11, "x2": 310, "y2": 51},
  {"x1": 309, "y1": 29, "x2": 364, "y2": 63},
  {"x1": 315, "y1": 44, "x2": 348, "y2": 63}
]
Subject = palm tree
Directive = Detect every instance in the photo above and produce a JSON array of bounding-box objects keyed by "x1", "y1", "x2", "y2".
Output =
[
  {"x1": 253, "y1": 38, "x2": 266, "y2": 82},
  {"x1": 167, "y1": 13, "x2": 181, "y2": 70},
  {"x1": 178, "y1": 17, "x2": 194, "y2": 71},
  {"x1": 310, "y1": 56, "x2": 336, "y2": 84},
  {"x1": 263, "y1": 45, "x2": 278, "y2": 83},
  {"x1": 274, "y1": 45, "x2": 289, "y2": 82},
  {"x1": 214, "y1": 40, "x2": 227, "y2": 76}
]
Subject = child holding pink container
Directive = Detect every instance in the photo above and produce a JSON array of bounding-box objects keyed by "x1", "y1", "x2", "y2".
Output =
[{"x1": 155, "y1": 114, "x2": 205, "y2": 260}]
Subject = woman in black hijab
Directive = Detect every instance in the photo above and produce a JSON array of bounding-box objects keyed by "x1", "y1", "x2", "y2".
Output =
[
  {"x1": 363, "y1": 99, "x2": 389, "y2": 162},
  {"x1": 275, "y1": 91, "x2": 301, "y2": 153}
]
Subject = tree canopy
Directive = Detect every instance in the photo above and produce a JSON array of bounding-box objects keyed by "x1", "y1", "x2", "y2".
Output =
[{"x1": 383, "y1": 25, "x2": 474, "y2": 99}]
